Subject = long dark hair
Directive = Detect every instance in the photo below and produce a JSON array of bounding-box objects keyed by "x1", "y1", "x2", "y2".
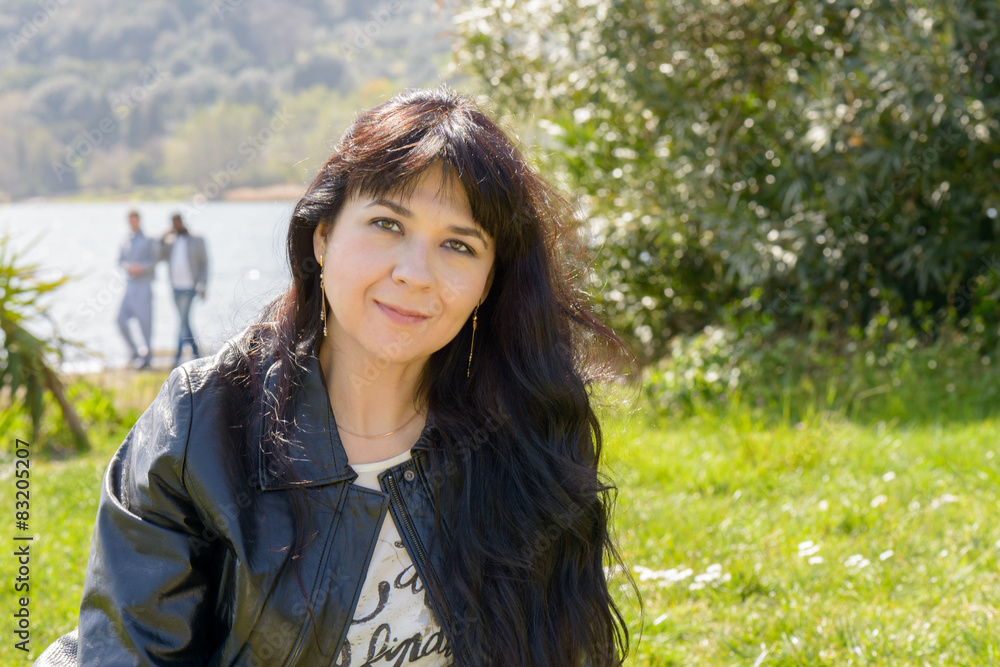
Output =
[{"x1": 234, "y1": 88, "x2": 633, "y2": 666}]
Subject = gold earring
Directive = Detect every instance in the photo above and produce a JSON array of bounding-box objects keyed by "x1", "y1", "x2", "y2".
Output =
[
  {"x1": 466, "y1": 302, "x2": 479, "y2": 378},
  {"x1": 318, "y1": 256, "x2": 327, "y2": 337}
]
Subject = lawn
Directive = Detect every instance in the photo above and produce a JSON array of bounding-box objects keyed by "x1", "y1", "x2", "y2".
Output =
[
  {"x1": 605, "y1": 409, "x2": 1000, "y2": 665},
  {"x1": 2, "y1": 371, "x2": 998, "y2": 665},
  {"x1": 0, "y1": 369, "x2": 168, "y2": 665}
]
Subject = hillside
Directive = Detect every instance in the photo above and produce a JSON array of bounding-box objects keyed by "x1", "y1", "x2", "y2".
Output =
[{"x1": 0, "y1": 0, "x2": 455, "y2": 199}]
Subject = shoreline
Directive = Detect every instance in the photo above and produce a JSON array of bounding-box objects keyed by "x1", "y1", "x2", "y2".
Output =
[{"x1": 4, "y1": 183, "x2": 305, "y2": 205}]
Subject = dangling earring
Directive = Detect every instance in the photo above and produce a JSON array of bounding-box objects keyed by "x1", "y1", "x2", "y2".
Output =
[
  {"x1": 318, "y1": 255, "x2": 327, "y2": 337},
  {"x1": 466, "y1": 302, "x2": 479, "y2": 378}
]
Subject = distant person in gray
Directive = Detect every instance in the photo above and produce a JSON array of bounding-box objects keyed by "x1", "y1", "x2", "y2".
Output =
[
  {"x1": 117, "y1": 210, "x2": 157, "y2": 370},
  {"x1": 159, "y1": 213, "x2": 208, "y2": 367}
]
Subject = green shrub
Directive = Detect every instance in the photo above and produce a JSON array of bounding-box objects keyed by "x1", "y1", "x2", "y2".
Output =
[
  {"x1": 644, "y1": 315, "x2": 1000, "y2": 425},
  {"x1": 458, "y1": 0, "x2": 1000, "y2": 361},
  {"x1": 0, "y1": 377, "x2": 138, "y2": 458},
  {"x1": 0, "y1": 232, "x2": 89, "y2": 450}
]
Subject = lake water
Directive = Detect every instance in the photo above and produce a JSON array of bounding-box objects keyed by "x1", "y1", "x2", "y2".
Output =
[{"x1": 0, "y1": 201, "x2": 299, "y2": 371}]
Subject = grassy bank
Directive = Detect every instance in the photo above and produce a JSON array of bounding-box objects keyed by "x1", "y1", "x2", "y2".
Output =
[{"x1": 1, "y1": 367, "x2": 997, "y2": 664}]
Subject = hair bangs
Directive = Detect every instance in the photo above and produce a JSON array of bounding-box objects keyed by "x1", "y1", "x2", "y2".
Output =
[{"x1": 337, "y1": 98, "x2": 529, "y2": 257}]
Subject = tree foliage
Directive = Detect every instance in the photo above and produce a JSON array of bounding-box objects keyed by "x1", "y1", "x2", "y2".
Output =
[
  {"x1": 457, "y1": 0, "x2": 1000, "y2": 360},
  {"x1": 0, "y1": 0, "x2": 453, "y2": 199}
]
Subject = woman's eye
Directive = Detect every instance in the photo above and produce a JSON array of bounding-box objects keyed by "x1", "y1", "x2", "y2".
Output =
[
  {"x1": 445, "y1": 240, "x2": 475, "y2": 255},
  {"x1": 373, "y1": 218, "x2": 401, "y2": 233}
]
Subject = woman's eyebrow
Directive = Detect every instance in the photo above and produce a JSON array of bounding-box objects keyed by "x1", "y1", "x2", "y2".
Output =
[{"x1": 366, "y1": 198, "x2": 411, "y2": 217}]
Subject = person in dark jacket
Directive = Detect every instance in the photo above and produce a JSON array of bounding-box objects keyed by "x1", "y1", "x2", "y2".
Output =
[
  {"x1": 158, "y1": 212, "x2": 209, "y2": 366},
  {"x1": 35, "y1": 88, "x2": 634, "y2": 667}
]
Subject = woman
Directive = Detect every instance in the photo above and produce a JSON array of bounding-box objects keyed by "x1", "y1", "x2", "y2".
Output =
[{"x1": 36, "y1": 88, "x2": 632, "y2": 666}]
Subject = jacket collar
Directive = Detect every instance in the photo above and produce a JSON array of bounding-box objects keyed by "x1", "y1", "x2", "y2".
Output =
[{"x1": 256, "y1": 336, "x2": 435, "y2": 491}]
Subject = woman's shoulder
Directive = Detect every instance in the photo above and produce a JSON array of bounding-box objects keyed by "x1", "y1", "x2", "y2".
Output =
[
  {"x1": 132, "y1": 328, "x2": 267, "y2": 460},
  {"x1": 130, "y1": 330, "x2": 263, "y2": 500},
  {"x1": 175, "y1": 326, "x2": 271, "y2": 397}
]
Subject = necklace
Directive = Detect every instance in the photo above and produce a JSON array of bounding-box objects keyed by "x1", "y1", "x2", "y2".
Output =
[{"x1": 335, "y1": 411, "x2": 420, "y2": 439}]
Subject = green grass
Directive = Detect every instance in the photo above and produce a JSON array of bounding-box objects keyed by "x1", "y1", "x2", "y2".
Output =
[
  {"x1": 2, "y1": 369, "x2": 998, "y2": 664},
  {"x1": 1, "y1": 437, "x2": 118, "y2": 663},
  {"x1": 0, "y1": 370, "x2": 168, "y2": 663},
  {"x1": 604, "y1": 409, "x2": 1000, "y2": 665}
]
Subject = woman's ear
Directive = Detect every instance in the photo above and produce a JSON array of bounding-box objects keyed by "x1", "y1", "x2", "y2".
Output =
[{"x1": 312, "y1": 222, "x2": 329, "y2": 265}]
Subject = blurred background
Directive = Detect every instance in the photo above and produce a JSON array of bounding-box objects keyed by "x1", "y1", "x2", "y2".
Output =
[
  {"x1": 0, "y1": 0, "x2": 996, "y2": 400},
  {"x1": 0, "y1": 0, "x2": 456, "y2": 370},
  {"x1": 2, "y1": 1, "x2": 999, "y2": 664}
]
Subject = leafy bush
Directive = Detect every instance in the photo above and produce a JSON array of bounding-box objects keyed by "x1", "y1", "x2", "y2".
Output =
[
  {"x1": 0, "y1": 377, "x2": 136, "y2": 457},
  {"x1": 457, "y1": 0, "x2": 1000, "y2": 361}
]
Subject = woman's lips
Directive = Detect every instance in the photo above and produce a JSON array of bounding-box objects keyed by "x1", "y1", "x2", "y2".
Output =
[{"x1": 376, "y1": 301, "x2": 431, "y2": 325}]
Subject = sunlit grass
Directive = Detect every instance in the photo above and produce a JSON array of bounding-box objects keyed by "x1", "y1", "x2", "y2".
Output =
[
  {"x1": 0, "y1": 370, "x2": 167, "y2": 663},
  {"x1": 605, "y1": 409, "x2": 1000, "y2": 665},
  {"x1": 0, "y1": 431, "x2": 118, "y2": 663},
  {"x1": 2, "y1": 370, "x2": 998, "y2": 664}
]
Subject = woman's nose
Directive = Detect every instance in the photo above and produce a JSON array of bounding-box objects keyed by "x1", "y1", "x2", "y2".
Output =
[{"x1": 391, "y1": 239, "x2": 434, "y2": 288}]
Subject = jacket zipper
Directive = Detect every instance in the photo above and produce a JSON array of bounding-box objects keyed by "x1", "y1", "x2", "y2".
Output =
[{"x1": 384, "y1": 470, "x2": 473, "y2": 667}]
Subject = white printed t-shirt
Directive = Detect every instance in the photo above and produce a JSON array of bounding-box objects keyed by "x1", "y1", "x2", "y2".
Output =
[{"x1": 337, "y1": 449, "x2": 451, "y2": 666}]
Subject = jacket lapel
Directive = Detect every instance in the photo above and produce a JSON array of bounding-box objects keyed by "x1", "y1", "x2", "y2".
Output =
[{"x1": 256, "y1": 346, "x2": 356, "y2": 490}]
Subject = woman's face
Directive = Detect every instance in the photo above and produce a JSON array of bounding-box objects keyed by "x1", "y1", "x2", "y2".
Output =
[{"x1": 313, "y1": 167, "x2": 495, "y2": 373}]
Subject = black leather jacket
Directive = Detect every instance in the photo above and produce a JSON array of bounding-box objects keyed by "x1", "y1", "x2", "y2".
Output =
[{"x1": 35, "y1": 339, "x2": 465, "y2": 666}]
